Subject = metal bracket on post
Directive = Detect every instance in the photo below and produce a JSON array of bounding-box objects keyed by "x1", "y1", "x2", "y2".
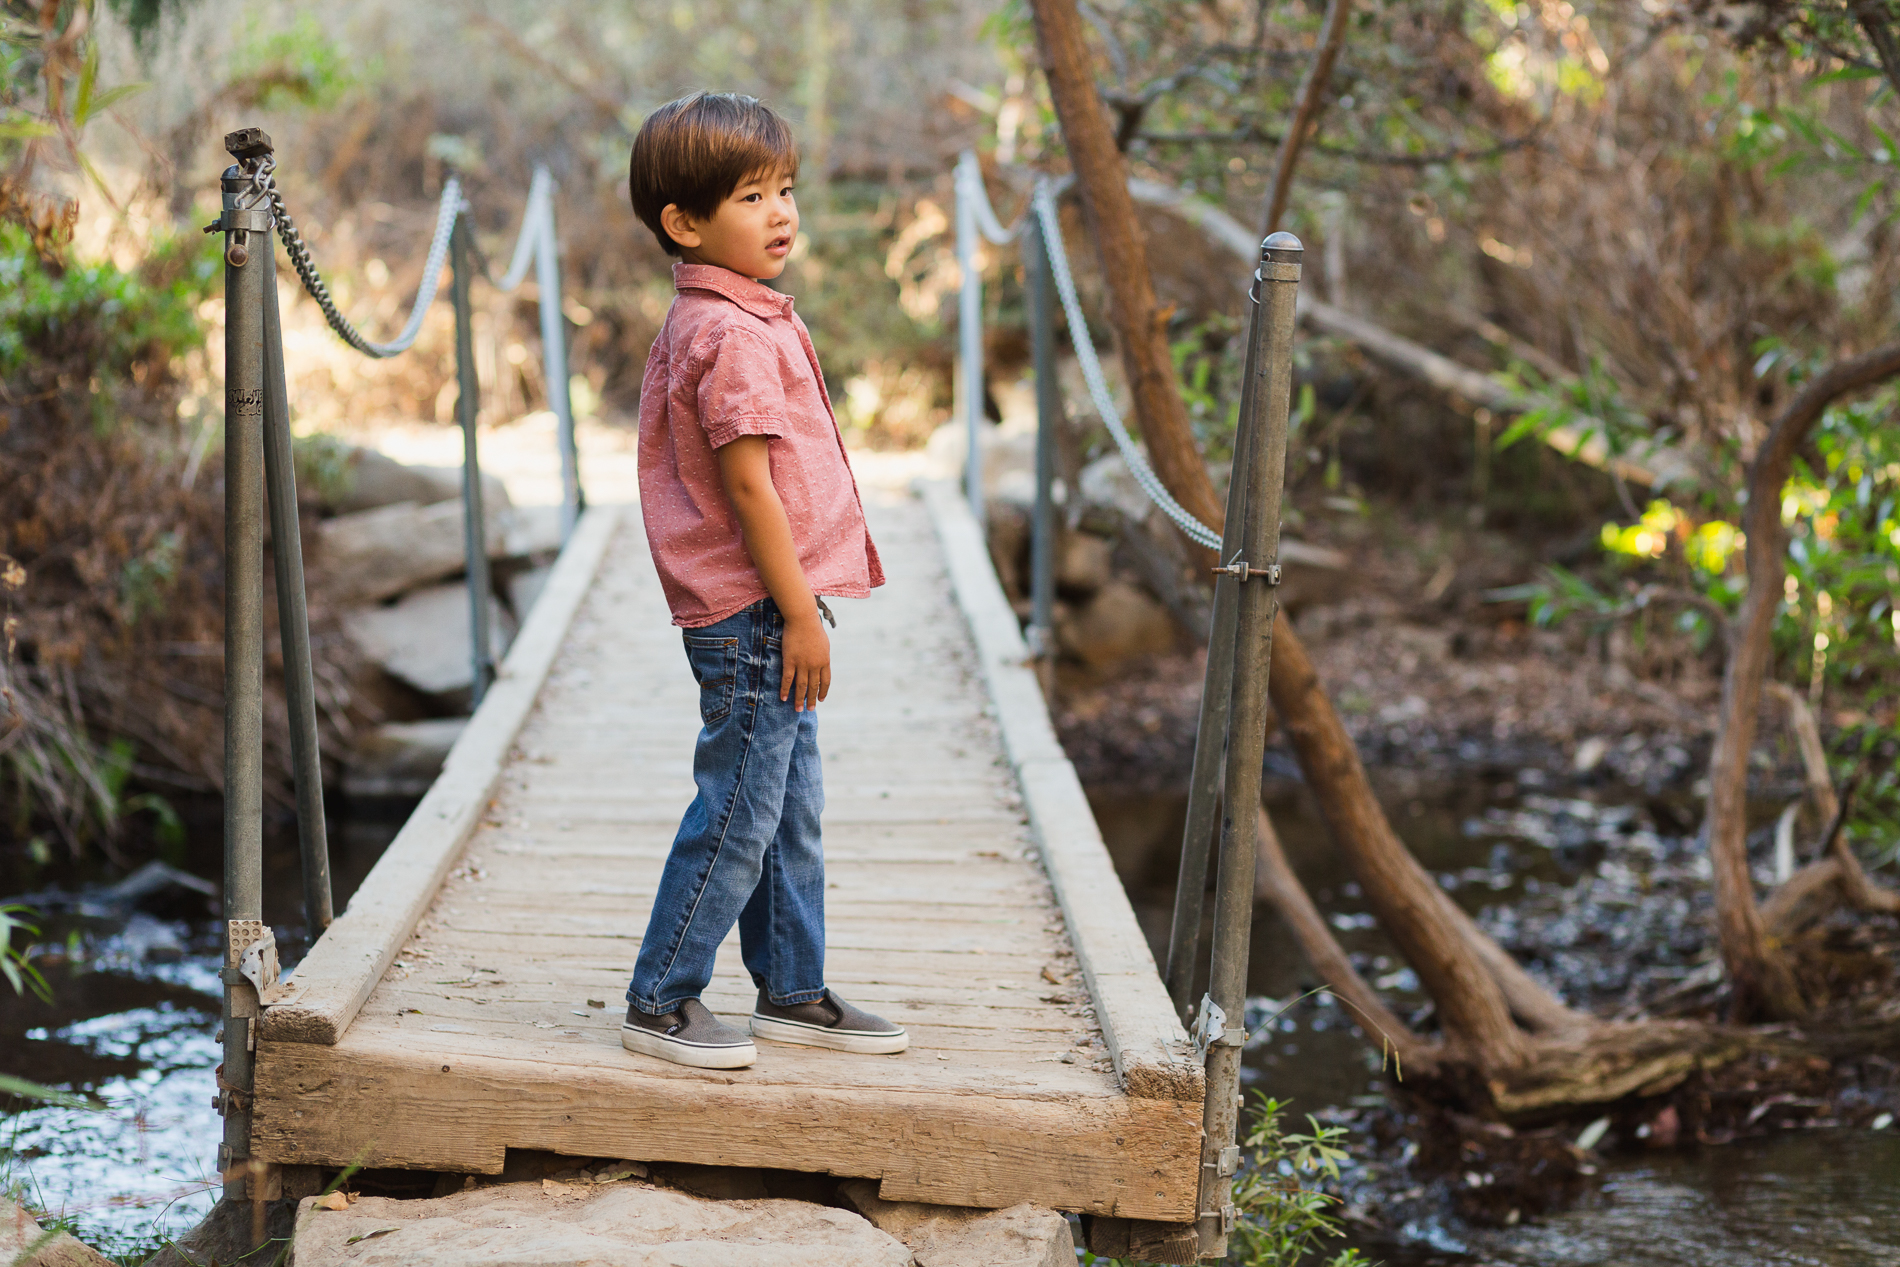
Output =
[{"x1": 1189, "y1": 994, "x2": 1247, "y2": 1063}]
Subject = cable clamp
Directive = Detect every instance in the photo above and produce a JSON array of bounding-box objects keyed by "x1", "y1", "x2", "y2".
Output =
[{"x1": 1210, "y1": 557, "x2": 1280, "y2": 585}]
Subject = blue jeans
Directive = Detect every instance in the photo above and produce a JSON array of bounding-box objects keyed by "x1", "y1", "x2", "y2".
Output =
[{"x1": 627, "y1": 598, "x2": 827, "y2": 1015}]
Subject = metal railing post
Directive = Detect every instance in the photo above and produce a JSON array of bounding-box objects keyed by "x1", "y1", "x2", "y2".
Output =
[
  {"x1": 1194, "y1": 232, "x2": 1302, "y2": 1261},
  {"x1": 1164, "y1": 268, "x2": 1273, "y2": 1018},
  {"x1": 954, "y1": 153, "x2": 985, "y2": 532},
  {"x1": 1024, "y1": 203, "x2": 1058, "y2": 677},
  {"x1": 451, "y1": 211, "x2": 496, "y2": 707},
  {"x1": 530, "y1": 168, "x2": 584, "y2": 543},
  {"x1": 217, "y1": 138, "x2": 268, "y2": 1209},
  {"x1": 259, "y1": 212, "x2": 333, "y2": 937}
]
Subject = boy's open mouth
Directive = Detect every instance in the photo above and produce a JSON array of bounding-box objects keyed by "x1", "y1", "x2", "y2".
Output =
[{"x1": 766, "y1": 234, "x2": 792, "y2": 256}]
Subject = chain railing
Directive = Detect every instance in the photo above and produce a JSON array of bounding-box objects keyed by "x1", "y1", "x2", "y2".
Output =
[
  {"x1": 949, "y1": 151, "x2": 1303, "y2": 1260},
  {"x1": 207, "y1": 125, "x2": 586, "y2": 1215}
]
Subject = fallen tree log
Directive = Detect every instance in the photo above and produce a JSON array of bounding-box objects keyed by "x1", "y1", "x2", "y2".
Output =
[{"x1": 1124, "y1": 176, "x2": 1699, "y2": 490}]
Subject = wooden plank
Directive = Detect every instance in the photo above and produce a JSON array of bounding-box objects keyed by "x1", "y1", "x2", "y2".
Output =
[
  {"x1": 304, "y1": 1018, "x2": 1118, "y2": 1098},
  {"x1": 260, "y1": 506, "x2": 621, "y2": 1044},
  {"x1": 918, "y1": 480, "x2": 1203, "y2": 1104},
  {"x1": 251, "y1": 1037, "x2": 1200, "y2": 1219}
]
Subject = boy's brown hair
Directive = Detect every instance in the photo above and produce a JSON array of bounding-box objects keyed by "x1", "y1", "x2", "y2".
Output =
[{"x1": 628, "y1": 92, "x2": 798, "y2": 257}]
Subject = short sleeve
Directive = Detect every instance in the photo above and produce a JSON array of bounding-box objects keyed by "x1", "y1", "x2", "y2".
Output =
[{"x1": 696, "y1": 325, "x2": 785, "y2": 449}]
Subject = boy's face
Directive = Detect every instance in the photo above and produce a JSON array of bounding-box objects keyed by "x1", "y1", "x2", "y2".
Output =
[{"x1": 662, "y1": 167, "x2": 799, "y2": 280}]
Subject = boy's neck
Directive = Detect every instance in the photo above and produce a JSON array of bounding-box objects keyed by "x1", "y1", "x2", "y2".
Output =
[{"x1": 678, "y1": 249, "x2": 760, "y2": 281}]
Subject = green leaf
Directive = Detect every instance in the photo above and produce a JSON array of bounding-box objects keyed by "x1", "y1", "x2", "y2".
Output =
[
  {"x1": 1814, "y1": 65, "x2": 1883, "y2": 84},
  {"x1": 80, "y1": 82, "x2": 149, "y2": 125},
  {"x1": 75, "y1": 43, "x2": 101, "y2": 125},
  {"x1": 0, "y1": 118, "x2": 58, "y2": 140},
  {"x1": 0, "y1": 1074, "x2": 98, "y2": 1109},
  {"x1": 1493, "y1": 410, "x2": 1550, "y2": 452}
]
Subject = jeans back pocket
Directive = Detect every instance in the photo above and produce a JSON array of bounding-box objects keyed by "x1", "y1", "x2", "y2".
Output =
[{"x1": 682, "y1": 634, "x2": 740, "y2": 725}]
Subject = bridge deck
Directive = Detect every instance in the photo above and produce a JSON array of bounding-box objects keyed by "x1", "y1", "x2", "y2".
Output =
[{"x1": 249, "y1": 484, "x2": 1200, "y2": 1220}]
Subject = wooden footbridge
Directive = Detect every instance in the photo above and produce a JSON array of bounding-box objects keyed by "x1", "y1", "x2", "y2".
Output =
[
  {"x1": 211, "y1": 128, "x2": 1301, "y2": 1263},
  {"x1": 249, "y1": 484, "x2": 1204, "y2": 1231}
]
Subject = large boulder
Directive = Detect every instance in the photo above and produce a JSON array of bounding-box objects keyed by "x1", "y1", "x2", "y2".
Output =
[
  {"x1": 343, "y1": 584, "x2": 515, "y2": 707},
  {"x1": 342, "y1": 718, "x2": 468, "y2": 798},
  {"x1": 840, "y1": 1181, "x2": 1075, "y2": 1267},
  {"x1": 507, "y1": 562, "x2": 556, "y2": 620},
  {"x1": 329, "y1": 446, "x2": 510, "y2": 518},
  {"x1": 502, "y1": 504, "x2": 564, "y2": 560},
  {"x1": 287, "y1": 1181, "x2": 914, "y2": 1267},
  {"x1": 315, "y1": 500, "x2": 508, "y2": 605},
  {"x1": 0, "y1": 1197, "x2": 112, "y2": 1267},
  {"x1": 1056, "y1": 578, "x2": 1179, "y2": 668}
]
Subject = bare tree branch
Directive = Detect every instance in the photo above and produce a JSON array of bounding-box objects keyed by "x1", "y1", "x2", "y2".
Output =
[{"x1": 1262, "y1": 0, "x2": 1353, "y2": 234}]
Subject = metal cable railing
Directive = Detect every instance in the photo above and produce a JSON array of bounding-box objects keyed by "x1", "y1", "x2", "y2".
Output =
[
  {"x1": 242, "y1": 154, "x2": 465, "y2": 359},
  {"x1": 1030, "y1": 182, "x2": 1224, "y2": 551},
  {"x1": 209, "y1": 128, "x2": 589, "y2": 1210},
  {"x1": 950, "y1": 148, "x2": 1305, "y2": 1260},
  {"x1": 952, "y1": 153, "x2": 1223, "y2": 551}
]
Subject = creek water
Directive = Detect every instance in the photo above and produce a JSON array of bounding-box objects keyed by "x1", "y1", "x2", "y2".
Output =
[
  {"x1": 0, "y1": 801, "x2": 403, "y2": 1258},
  {"x1": 1096, "y1": 769, "x2": 1900, "y2": 1266},
  {"x1": 4, "y1": 772, "x2": 1898, "y2": 1262}
]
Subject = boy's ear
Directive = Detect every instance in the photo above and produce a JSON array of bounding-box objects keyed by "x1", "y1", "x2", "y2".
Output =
[{"x1": 660, "y1": 203, "x2": 701, "y2": 251}]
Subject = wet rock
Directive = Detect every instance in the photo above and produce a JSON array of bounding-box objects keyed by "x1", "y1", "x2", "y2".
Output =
[
  {"x1": 287, "y1": 1181, "x2": 913, "y2": 1266},
  {"x1": 99, "y1": 861, "x2": 218, "y2": 913},
  {"x1": 8, "y1": 860, "x2": 216, "y2": 923},
  {"x1": 343, "y1": 719, "x2": 468, "y2": 799},
  {"x1": 118, "y1": 911, "x2": 187, "y2": 963},
  {"x1": 343, "y1": 584, "x2": 516, "y2": 706},
  {"x1": 0, "y1": 1196, "x2": 113, "y2": 1266},
  {"x1": 1056, "y1": 579, "x2": 1179, "y2": 669},
  {"x1": 839, "y1": 1180, "x2": 1075, "y2": 1267},
  {"x1": 315, "y1": 500, "x2": 508, "y2": 605}
]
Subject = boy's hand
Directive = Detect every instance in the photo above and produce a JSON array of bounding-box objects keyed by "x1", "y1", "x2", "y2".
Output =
[{"x1": 781, "y1": 609, "x2": 831, "y2": 711}]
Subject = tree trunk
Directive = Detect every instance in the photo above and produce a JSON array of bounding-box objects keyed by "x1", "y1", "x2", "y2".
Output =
[
  {"x1": 1253, "y1": 805, "x2": 1440, "y2": 1078},
  {"x1": 1267, "y1": 624, "x2": 1529, "y2": 1070},
  {"x1": 1030, "y1": 0, "x2": 1580, "y2": 1075},
  {"x1": 1705, "y1": 341, "x2": 1900, "y2": 1020},
  {"x1": 1026, "y1": 0, "x2": 1227, "y2": 536}
]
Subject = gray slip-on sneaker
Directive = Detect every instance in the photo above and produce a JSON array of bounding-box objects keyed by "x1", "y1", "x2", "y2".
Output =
[
  {"x1": 749, "y1": 988, "x2": 909, "y2": 1054},
  {"x1": 621, "y1": 998, "x2": 757, "y2": 1069}
]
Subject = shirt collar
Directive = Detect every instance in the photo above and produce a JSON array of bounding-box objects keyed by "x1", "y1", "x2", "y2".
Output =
[{"x1": 672, "y1": 262, "x2": 794, "y2": 320}]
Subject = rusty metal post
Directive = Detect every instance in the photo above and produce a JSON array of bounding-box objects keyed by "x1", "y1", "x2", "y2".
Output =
[
  {"x1": 216, "y1": 130, "x2": 269, "y2": 1210},
  {"x1": 1193, "y1": 232, "x2": 1301, "y2": 1261},
  {"x1": 1024, "y1": 204, "x2": 1058, "y2": 681},
  {"x1": 259, "y1": 229, "x2": 333, "y2": 938},
  {"x1": 1163, "y1": 297, "x2": 1266, "y2": 1020},
  {"x1": 451, "y1": 212, "x2": 495, "y2": 706}
]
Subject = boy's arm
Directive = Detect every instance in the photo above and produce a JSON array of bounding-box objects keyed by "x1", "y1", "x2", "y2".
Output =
[{"x1": 716, "y1": 435, "x2": 830, "y2": 710}]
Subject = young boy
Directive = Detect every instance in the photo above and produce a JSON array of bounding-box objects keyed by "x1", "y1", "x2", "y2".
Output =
[{"x1": 620, "y1": 92, "x2": 905, "y2": 1069}]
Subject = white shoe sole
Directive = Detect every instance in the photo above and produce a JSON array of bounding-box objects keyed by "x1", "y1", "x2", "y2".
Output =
[
  {"x1": 750, "y1": 1013, "x2": 909, "y2": 1055},
  {"x1": 621, "y1": 1024, "x2": 757, "y2": 1069}
]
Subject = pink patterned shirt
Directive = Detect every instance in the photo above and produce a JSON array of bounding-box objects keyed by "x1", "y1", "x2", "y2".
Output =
[{"x1": 637, "y1": 263, "x2": 884, "y2": 628}]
